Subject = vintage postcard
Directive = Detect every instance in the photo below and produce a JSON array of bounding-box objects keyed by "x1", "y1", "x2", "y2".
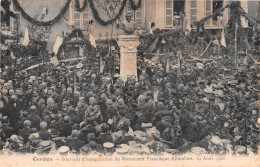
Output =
[{"x1": 0, "y1": 0, "x2": 259, "y2": 167}]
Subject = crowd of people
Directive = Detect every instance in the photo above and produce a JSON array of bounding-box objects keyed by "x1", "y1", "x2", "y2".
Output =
[{"x1": 0, "y1": 53, "x2": 259, "y2": 155}]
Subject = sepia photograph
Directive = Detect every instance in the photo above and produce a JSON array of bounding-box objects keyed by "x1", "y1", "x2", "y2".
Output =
[{"x1": 0, "y1": 0, "x2": 259, "y2": 166}]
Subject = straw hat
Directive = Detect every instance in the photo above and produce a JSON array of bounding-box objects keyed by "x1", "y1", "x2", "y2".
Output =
[
  {"x1": 58, "y1": 146, "x2": 70, "y2": 155},
  {"x1": 103, "y1": 142, "x2": 114, "y2": 149}
]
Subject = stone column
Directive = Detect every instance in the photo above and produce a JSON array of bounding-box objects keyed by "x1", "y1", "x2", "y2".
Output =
[{"x1": 117, "y1": 35, "x2": 140, "y2": 82}]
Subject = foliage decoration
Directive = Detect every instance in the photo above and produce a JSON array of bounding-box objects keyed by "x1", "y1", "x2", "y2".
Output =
[
  {"x1": 129, "y1": 0, "x2": 141, "y2": 10},
  {"x1": 89, "y1": 0, "x2": 127, "y2": 26},
  {"x1": 13, "y1": 0, "x2": 71, "y2": 26},
  {"x1": 75, "y1": 0, "x2": 88, "y2": 12}
]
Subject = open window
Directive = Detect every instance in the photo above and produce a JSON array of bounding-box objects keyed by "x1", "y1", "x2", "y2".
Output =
[
  {"x1": 165, "y1": 0, "x2": 186, "y2": 28},
  {"x1": 1, "y1": 1, "x2": 11, "y2": 29},
  {"x1": 205, "y1": 0, "x2": 223, "y2": 26}
]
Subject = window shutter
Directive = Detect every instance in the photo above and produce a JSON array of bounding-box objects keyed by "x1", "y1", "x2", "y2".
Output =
[
  {"x1": 82, "y1": 12, "x2": 89, "y2": 30},
  {"x1": 135, "y1": 11, "x2": 143, "y2": 28},
  {"x1": 165, "y1": 0, "x2": 173, "y2": 27},
  {"x1": 205, "y1": 0, "x2": 212, "y2": 25},
  {"x1": 190, "y1": 0, "x2": 197, "y2": 24}
]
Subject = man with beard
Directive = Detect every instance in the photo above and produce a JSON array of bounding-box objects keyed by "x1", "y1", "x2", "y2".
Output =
[
  {"x1": 146, "y1": 62, "x2": 157, "y2": 80},
  {"x1": 15, "y1": 88, "x2": 28, "y2": 112}
]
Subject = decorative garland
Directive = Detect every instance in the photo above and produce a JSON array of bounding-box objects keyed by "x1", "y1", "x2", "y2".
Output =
[
  {"x1": 129, "y1": 0, "x2": 141, "y2": 10},
  {"x1": 13, "y1": 0, "x2": 71, "y2": 26},
  {"x1": 75, "y1": 0, "x2": 88, "y2": 12},
  {"x1": 88, "y1": 0, "x2": 127, "y2": 26},
  {"x1": 57, "y1": 28, "x2": 90, "y2": 55}
]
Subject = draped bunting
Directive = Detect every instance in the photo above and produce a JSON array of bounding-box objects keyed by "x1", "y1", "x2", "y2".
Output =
[
  {"x1": 129, "y1": 0, "x2": 141, "y2": 10},
  {"x1": 13, "y1": 0, "x2": 71, "y2": 26},
  {"x1": 75, "y1": 0, "x2": 88, "y2": 12},
  {"x1": 13, "y1": 0, "x2": 142, "y2": 26}
]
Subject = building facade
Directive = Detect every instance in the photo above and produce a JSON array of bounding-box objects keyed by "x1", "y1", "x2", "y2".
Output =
[{"x1": 1, "y1": 0, "x2": 259, "y2": 46}]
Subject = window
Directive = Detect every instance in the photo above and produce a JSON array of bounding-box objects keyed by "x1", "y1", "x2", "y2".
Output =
[
  {"x1": 1, "y1": 2, "x2": 19, "y2": 30},
  {"x1": 72, "y1": 0, "x2": 89, "y2": 30},
  {"x1": 205, "y1": 0, "x2": 224, "y2": 26}
]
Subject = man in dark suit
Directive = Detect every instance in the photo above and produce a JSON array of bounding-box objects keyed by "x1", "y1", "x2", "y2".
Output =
[
  {"x1": 6, "y1": 95, "x2": 21, "y2": 131},
  {"x1": 146, "y1": 62, "x2": 157, "y2": 80},
  {"x1": 1, "y1": 116, "x2": 14, "y2": 141},
  {"x1": 18, "y1": 120, "x2": 32, "y2": 144},
  {"x1": 15, "y1": 88, "x2": 28, "y2": 112},
  {"x1": 39, "y1": 121, "x2": 49, "y2": 140},
  {"x1": 27, "y1": 106, "x2": 41, "y2": 130},
  {"x1": 59, "y1": 116, "x2": 73, "y2": 137},
  {"x1": 66, "y1": 129, "x2": 85, "y2": 153},
  {"x1": 96, "y1": 123, "x2": 113, "y2": 145}
]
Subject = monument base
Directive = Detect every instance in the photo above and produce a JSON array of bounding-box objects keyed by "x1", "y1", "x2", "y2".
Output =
[{"x1": 117, "y1": 35, "x2": 140, "y2": 82}]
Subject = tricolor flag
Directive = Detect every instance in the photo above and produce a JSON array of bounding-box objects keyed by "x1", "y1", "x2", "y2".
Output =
[
  {"x1": 53, "y1": 36, "x2": 63, "y2": 55},
  {"x1": 89, "y1": 33, "x2": 96, "y2": 48},
  {"x1": 22, "y1": 28, "x2": 30, "y2": 46},
  {"x1": 221, "y1": 28, "x2": 226, "y2": 47}
]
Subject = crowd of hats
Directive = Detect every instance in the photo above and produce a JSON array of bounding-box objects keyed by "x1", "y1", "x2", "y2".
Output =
[{"x1": 0, "y1": 53, "x2": 259, "y2": 155}]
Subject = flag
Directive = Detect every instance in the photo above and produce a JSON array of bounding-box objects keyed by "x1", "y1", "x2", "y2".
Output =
[
  {"x1": 149, "y1": 21, "x2": 153, "y2": 34},
  {"x1": 89, "y1": 33, "x2": 96, "y2": 48},
  {"x1": 79, "y1": 46, "x2": 84, "y2": 57},
  {"x1": 221, "y1": 28, "x2": 226, "y2": 47},
  {"x1": 10, "y1": 52, "x2": 15, "y2": 59},
  {"x1": 166, "y1": 56, "x2": 170, "y2": 73},
  {"x1": 177, "y1": 51, "x2": 182, "y2": 74},
  {"x1": 99, "y1": 53, "x2": 105, "y2": 73},
  {"x1": 53, "y1": 36, "x2": 63, "y2": 55},
  {"x1": 22, "y1": 28, "x2": 30, "y2": 46}
]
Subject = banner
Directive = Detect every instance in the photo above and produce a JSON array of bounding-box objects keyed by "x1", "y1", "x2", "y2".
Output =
[
  {"x1": 89, "y1": 33, "x2": 96, "y2": 48},
  {"x1": 22, "y1": 27, "x2": 30, "y2": 46},
  {"x1": 53, "y1": 36, "x2": 63, "y2": 55},
  {"x1": 221, "y1": 28, "x2": 226, "y2": 47}
]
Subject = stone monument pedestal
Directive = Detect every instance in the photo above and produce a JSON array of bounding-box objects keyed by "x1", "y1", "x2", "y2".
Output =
[{"x1": 117, "y1": 35, "x2": 140, "y2": 82}]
